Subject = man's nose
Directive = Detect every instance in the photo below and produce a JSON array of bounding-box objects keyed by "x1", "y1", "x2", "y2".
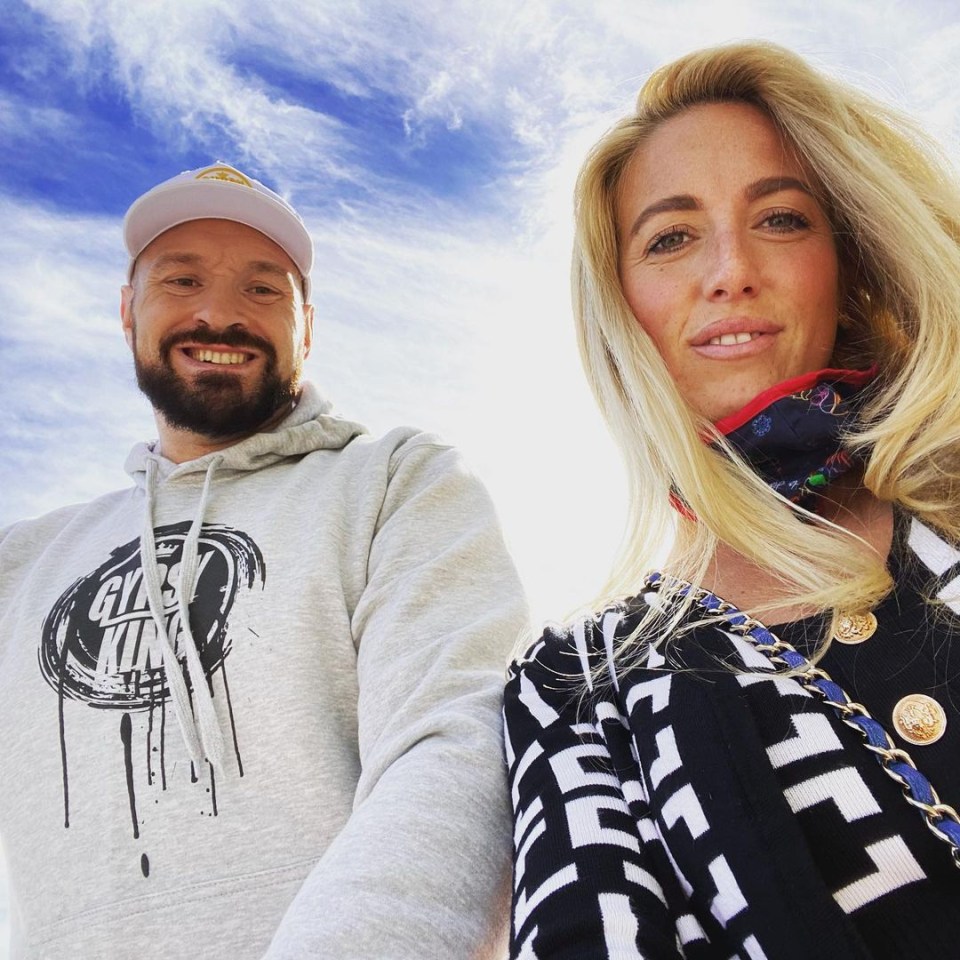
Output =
[{"x1": 192, "y1": 291, "x2": 243, "y2": 330}]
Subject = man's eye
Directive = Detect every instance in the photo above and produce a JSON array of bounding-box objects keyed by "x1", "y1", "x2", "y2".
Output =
[
  {"x1": 169, "y1": 277, "x2": 198, "y2": 287},
  {"x1": 250, "y1": 285, "x2": 280, "y2": 296}
]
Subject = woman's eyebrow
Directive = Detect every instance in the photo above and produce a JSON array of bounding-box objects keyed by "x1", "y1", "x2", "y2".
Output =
[
  {"x1": 745, "y1": 176, "x2": 813, "y2": 202},
  {"x1": 628, "y1": 194, "x2": 700, "y2": 238}
]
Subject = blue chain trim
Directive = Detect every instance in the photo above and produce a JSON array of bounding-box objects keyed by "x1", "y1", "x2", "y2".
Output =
[{"x1": 644, "y1": 571, "x2": 960, "y2": 868}]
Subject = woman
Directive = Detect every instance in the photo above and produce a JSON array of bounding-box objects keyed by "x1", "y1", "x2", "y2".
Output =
[{"x1": 504, "y1": 41, "x2": 960, "y2": 960}]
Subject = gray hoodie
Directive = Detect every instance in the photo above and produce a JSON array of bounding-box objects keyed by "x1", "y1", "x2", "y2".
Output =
[{"x1": 0, "y1": 383, "x2": 528, "y2": 959}]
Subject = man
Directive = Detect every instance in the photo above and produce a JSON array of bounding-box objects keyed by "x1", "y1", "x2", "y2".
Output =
[{"x1": 0, "y1": 163, "x2": 528, "y2": 958}]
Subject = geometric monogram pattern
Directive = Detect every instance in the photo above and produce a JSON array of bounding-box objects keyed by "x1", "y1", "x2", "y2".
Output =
[{"x1": 505, "y1": 514, "x2": 960, "y2": 958}]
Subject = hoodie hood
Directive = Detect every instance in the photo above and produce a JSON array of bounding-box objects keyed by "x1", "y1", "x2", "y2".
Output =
[
  {"x1": 119, "y1": 381, "x2": 366, "y2": 772},
  {"x1": 124, "y1": 381, "x2": 368, "y2": 486}
]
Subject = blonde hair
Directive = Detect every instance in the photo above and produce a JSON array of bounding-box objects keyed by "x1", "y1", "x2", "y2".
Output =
[{"x1": 574, "y1": 41, "x2": 960, "y2": 640}]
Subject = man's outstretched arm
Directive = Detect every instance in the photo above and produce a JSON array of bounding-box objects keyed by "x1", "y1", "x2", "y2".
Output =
[{"x1": 265, "y1": 436, "x2": 529, "y2": 959}]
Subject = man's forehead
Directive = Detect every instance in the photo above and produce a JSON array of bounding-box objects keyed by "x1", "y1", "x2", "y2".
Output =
[
  {"x1": 143, "y1": 251, "x2": 295, "y2": 278},
  {"x1": 136, "y1": 219, "x2": 301, "y2": 277}
]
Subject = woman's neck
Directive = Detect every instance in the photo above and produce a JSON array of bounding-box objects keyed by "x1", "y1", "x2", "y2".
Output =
[{"x1": 676, "y1": 476, "x2": 894, "y2": 626}]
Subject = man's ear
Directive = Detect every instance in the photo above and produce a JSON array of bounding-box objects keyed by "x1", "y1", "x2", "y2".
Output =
[
  {"x1": 120, "y1": 285, "x2": 135, "y2": 350},
  {"x1": 302, "y1": 303, "x2": 314, "y2": 360}
]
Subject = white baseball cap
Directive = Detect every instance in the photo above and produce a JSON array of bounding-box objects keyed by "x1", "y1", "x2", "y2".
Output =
[{"x1": 123, "y1": 162, "x2": 314, "y2": 299}]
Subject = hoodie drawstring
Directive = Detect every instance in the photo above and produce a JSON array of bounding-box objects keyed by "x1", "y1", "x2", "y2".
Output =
[{"x1": 140, "y1": 456, "x2": 226, "y2": 773}]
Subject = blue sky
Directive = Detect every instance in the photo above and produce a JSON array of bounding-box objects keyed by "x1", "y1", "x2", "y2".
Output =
[{"x1": 3, "y1": 0, "x2": 960, "y2": 949}]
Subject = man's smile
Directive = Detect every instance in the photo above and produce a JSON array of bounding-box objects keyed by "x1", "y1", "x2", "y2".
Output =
[{"x1": 184, "y1": 348, "x2": 254, "y2": 365}]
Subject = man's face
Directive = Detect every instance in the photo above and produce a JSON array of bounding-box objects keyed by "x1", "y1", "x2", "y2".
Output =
[{"x1": 121, "y1": 219, "x2": 313, "y2": 440}]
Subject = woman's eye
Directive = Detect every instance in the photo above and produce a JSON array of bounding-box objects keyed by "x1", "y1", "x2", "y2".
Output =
[
  {"x1": 647, "y1": 229, "x2": 689, "y2": 255},
  {"x1": 763, "y1": 210, "x2": 810, "y2": 232}
]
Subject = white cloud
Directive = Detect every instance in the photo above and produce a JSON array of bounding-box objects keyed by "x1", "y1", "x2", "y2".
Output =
[
  {"x1": 0, "y1": 92, "x2": 78, "y2": 142},
  {"x1": 24, "y1": 0, "x2": 352, "y2": 187},
  {"x1": 0, "y1": 197, "x2": 150, "y2": 521},
  {"x1": 300, "y1": 196, "x2": 628, "y2": 625}
]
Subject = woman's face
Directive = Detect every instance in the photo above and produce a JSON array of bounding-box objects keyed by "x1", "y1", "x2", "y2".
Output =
[{"x1": 617, "y1": 101, "x2": 840, "y2": 421}]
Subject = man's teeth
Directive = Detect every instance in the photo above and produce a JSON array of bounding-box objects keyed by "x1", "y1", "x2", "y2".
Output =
[
  {"x1": 188, "y1": 349, "x2": 248, "y2": 364},
  {"x1": 708, "y1": 332, "x2": 760, "y2": 346}
]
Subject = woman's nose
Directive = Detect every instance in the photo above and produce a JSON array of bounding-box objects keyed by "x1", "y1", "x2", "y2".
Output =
[{"x1": 702, "y1": 232, "x2": 758, "y2": 301}]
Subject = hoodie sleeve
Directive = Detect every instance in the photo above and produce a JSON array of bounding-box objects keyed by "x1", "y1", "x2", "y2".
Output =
[{"x1": 263, "y1": 435, "x2": 529, "y2": 959}]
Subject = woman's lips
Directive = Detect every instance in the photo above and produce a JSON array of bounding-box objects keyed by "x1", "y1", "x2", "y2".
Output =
[
  {"x1": 689, "y1": 318, "x2": 781, "y2": 358},
  {"x1": 691, "y1": 316, "x2": 781, "y2": 345},
  {"x1": 706, "y1": 331, "x2": 762, "y2": 346},
  {"x1": 691, "y1": 327, "x2": 779, "y2": 359}
]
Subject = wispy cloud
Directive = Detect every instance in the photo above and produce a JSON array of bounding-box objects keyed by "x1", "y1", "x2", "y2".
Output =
[{"x1": 0, "y1": 197, "x2": 148, "y2": 520}]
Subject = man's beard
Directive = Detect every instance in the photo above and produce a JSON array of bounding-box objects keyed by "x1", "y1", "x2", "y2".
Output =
[{"x1": 133, "y1": 324, "x2": 302, "y2": 439}]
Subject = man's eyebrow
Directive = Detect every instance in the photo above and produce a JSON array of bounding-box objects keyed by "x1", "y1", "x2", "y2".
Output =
[
  {"x1": 146, "y1": 252, "x2": 203, "y2": 272},
  {"x1": 628, "y1": 195, "x2": 700, "y2": 238},
  {"x1": 247, "y1": 260, "x2": 294, "y2": 281},
  {"x1": 145, "y1": 254, "x2": 294, "y2": 282}
]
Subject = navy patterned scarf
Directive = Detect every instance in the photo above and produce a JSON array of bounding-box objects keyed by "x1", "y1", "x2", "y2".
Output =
[{"x1": 712, "y1": 367, "x2": 877, "y2": 512}]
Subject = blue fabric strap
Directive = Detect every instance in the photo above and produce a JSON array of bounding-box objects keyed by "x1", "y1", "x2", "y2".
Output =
[{"x1": 645, "y1": 570, "x2": 960, "y2": 871}]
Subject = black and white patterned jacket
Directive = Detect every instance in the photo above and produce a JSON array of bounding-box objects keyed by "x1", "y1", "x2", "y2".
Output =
[{"x1": 504, "y1": 513, "x2": 960, "y2": 959}]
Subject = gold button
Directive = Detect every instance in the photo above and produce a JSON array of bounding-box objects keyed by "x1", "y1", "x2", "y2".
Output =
[
  {"x1": 833, "y1": 612, "x2": 877, "y2": 644},
  {"x1": 892, "y1": 694, "x2": 947, "y2": 746}
]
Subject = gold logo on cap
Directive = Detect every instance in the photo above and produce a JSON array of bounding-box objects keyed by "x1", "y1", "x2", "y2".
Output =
[{"x1": 195, "y1": 165, "x2": 253, "y2": 187}]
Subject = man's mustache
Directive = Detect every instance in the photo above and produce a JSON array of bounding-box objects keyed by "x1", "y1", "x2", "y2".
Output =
[{"x1": 159, "y1": 327, "x2": 277, "y2": 362}]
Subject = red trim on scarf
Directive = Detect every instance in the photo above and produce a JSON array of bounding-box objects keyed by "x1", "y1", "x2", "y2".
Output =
[
  {"x1": 668, "y1": 490, "x2": 697, "y2": 521},
  {"x1": 713, "y1": 365, "x2": 878, "y2": 436}
]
